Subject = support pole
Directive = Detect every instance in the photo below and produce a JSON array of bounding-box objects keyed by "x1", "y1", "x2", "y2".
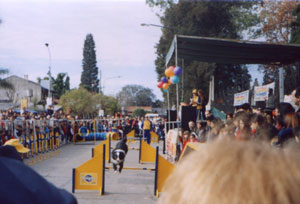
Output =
[
  {"x1": 279, "y1": 67, "x2": 284, "y2": 103},
  {"x1": 181, "y1": 59, "x2": 184, "y2": 102},
  {"x1": 175, "y1": 35, "x2": 179, "y2": 114},
  {"x1": 154, "y1": 146, "x2": 159, "y2": 196}
]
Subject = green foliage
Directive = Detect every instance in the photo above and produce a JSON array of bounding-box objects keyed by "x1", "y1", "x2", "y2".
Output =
[
  {"x1": 0, "y1": 68, "x2": 13, "y2": 89},
  {"x1": 52, "y1": 73, "x2": 70, "y2": 99},
  {"x1": 38, "y1": 73, "x2": 70, "y2": 99},
  {"x1": 152, "y1": 99, "x2": 164, "y2": 108},
  {"x1": 291, "y1": 4, "x2": 300, "y2": 44},
  {"x1": 59, "y1": 88, "x2": 119, "y2": 118},
  {"x1": 59, "y1": 88, "x2": 96, "y2": 117},
  {"x1": 80, "y1": 33, "x2": 99, "y2": 93},
  {"x1": 117, "y1": 85, "x2": 156, "y2": 107},
  {"x1": 132, "y1": 108, "x2": 147, "y2": 117},
  {"x1": 153, "y1": 1, "x2": 255, "y2": 107},
  {"x1": 94, "y1": 94, "x2": 119, "y2": 116}
]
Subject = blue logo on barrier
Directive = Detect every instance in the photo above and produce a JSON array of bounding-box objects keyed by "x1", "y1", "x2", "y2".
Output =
[{"x1": 85, "y1": 175, "x2": 93, "y2": 183}]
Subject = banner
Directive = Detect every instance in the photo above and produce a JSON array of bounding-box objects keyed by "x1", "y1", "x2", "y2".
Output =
[
  {"x1": 233, "y1": 90, "x2": 249, "y2": 106},
  {"x1": 166, "y1": 129, "x2": 179, "y2": 162},
  {"x1": 254, "y1": 82, "x2": 275, "y2": 102}
]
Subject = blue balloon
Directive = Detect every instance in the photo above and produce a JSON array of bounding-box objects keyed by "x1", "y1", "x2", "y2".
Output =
[
  {"x1": 171, "y1": 75, "x2": 180, "y2": 84},
  {"x1": 161, "y1": 77, "x2": 168, "y2": 83},
  {"x1": 174, "y1": 66, "x2": 182, "y2": 75},
  {"x1": 163, "y1": 89, "x2": 168, "y2": 93}
]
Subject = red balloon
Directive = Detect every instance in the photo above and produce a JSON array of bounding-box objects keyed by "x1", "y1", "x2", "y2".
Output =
[
  {"x1": 157, "y1": 81, "x2": 164, "y2": 88},
  {"x1": 170, "y1": 66, "x2": 176, "y2": 71}
]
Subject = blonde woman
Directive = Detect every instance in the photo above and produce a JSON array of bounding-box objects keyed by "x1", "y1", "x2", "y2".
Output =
[{"x1": 158, "y1": 141, "x2": 300, "y2": 204}]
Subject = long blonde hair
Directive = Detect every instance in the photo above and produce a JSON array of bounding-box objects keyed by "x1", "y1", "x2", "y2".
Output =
[{"x1": 158, "y1": 141, "x2": 300, "y2": 204}]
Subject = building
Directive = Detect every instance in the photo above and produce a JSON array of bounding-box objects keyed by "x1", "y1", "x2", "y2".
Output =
[{"x1": 0, "y1": 75, "x2": 52, "y2": 110}]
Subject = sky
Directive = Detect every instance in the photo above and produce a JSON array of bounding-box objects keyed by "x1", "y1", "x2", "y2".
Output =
[
  {"x1": 0, "y1": 0, "x2": 164, "y2": 98},
  {"x1": 0, "y1": 0, "x2": 263, "y2": 100}
]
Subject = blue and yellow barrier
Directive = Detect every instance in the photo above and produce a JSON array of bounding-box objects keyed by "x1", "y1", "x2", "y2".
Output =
[
  {"x1": 72, "y1": 144, "x2": 106, "y2": 195},
  {"x1": 92, "y1": 136, "x2": 111, "y2": 163},
  {"x1": 139, "y1": 138, "x2": 156, "y2": 164}
]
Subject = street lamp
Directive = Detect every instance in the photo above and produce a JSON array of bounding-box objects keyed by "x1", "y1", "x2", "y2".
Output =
[
  {"x1": 140, "y1": 23, "x2": 178, "y2": 32},
  {"x1": 102, "y1": 75, "x2": 122, "y2": 94},
  {"x1": 45, "y1": 43, "x2": 52, "y2": 101}
]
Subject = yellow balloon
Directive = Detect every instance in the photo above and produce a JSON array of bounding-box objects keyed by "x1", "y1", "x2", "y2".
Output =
[{"x1": 163, "y1": 83, "x2": 169, "y2": 89}]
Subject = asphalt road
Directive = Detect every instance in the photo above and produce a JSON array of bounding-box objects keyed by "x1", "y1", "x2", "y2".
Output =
[{"x1": 30, "y1": 140, "x2": 158, "y2": 204}]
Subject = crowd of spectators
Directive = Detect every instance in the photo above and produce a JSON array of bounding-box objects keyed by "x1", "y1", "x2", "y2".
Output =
[
  {"x1": 0, "y1": 106, "x2": 166, "y2": 146},
  {"x1": 179, "y1": 87, "x2": 300, "y2": 153}
]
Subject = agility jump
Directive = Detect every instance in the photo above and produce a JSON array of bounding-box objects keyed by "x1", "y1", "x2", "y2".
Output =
[{"x1": 72, "y1": 142, "x2": 174, "y2": 197}]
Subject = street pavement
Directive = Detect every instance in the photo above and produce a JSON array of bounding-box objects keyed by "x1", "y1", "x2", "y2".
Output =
[{"x1": 30, "y1": 140, "x2": 159, "y2": 204}]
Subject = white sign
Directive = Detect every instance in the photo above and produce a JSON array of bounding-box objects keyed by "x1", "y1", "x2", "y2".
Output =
[
  {"x1": 99, "y1": 110, "x2": 104, "y2": 117},
  {"x1": 234, "y1": 90, "x2": 249, "y2": 106},
  {"x1": 254, "y1": 82, "x2": 275, "y2": 102}
]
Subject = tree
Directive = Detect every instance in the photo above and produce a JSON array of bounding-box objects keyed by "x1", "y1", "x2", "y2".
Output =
[
  {"x1": 260, "y1": 1, "x2": 298, "y2": 43},
  {"x1": 94, "y1": 94, "x2": 119, "y2": 116},
  {"x1": 0, "y1": 68, "x2": 13, "y2": 89},
  {"x1": 151, "y1": 1, "x2": 256, "y2": 107},
  {"x1": 259, "y1": 2, "x2": 299, "y2": 95},
  {"x1": 291, "y1": 4, "x2": 300, "y2": 44},
  {"x1": 80, "y1": 33, "x2": 99, "y2": 93},
  {"x1": 132, "y1": 109, "x2": 147, "y2": 117},
  {"x1": 37, "y1": 73, "x2": 70, "y2": 99},
  {"x1": 59, "y1": 88, "x2": 119, "y2": 118},
  {"x1": 52, "y1": 73, "x2": 70, "y2": 99},
  {"x1": 152, "y1": 99, "x2": 164, "y2": 108},
  {"x1": 59, "y1": 88, "x2": 97, "y2": 118},
  {"x1": 117, "y1": 85, "x2": 156, "y2": 107}
]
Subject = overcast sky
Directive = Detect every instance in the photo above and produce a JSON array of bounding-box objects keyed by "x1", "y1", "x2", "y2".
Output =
[
  {"x1": 0, "y1": 0, "x2": 165, "y2": 99},
  {"x1": 0, "y1": 0, "x2": 263, "y2": 100}
]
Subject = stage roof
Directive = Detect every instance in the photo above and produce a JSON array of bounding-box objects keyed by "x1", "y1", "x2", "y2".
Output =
[{"x1": 166, "y1": 35, "x2": 300, "y2": 65}]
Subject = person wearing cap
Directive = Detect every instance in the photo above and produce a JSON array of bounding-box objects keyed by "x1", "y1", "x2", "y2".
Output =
[
  {"x1": 0, "y1": 139, "x2": 77, "y2": 204},
  {"x1": 190, "y1": 89, "x2": 202, "y2": 121}
]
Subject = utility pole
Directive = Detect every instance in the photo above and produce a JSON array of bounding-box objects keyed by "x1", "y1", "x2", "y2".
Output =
[{"x1": 45, "y1": 43, "x2": 52, "y2": 106}]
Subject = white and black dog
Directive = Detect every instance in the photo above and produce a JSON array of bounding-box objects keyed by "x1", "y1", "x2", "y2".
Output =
[{"x1": 111, "y1": 137, "x2": 128, "y2": 173}]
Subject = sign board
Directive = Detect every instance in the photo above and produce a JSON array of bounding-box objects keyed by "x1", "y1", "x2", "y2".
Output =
[
  {"x1": 20, "y1": 98, "x2": 28, "y2": 111},
  {"x1": 99, "y1": 110, "x2": 104, "y2": 117},
  {"x1": 166, "y1": 129, "x2": 179, "y2": 162},
  {"x1": 46, "y1": 97, "x2": 52, "y2": 108},
  {"x1": 233, "y1": 90, "x2": 249, "y2": 106},
  {"x1": 254, "y1": 82, "x2": 275, "y2": 102}
]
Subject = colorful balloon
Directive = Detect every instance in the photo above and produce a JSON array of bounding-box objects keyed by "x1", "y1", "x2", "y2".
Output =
[
  {"x1": 161, "y1": 77, "x2": 168, "y2": 83},
  {"x1": 168, "y1": 79, "x2": 172, "y2": 85},
  {"x1": 162, "y1": 83, "x2": 169, "y2": 89},
  {"x1": 165, "y1": 67, "x2": 175, "y2": 77},
  {"x1": 174, "y1": 66, "x2": 182, "y2": 75},
  {"x1": 171, "y1": 75, "x2": 180, "y2": 84},
  {"x1": 157, "y1": 81, "x2": 164, "y2": 88},
  {"x1": 170, "y1": 66, "x2": 176, "y2": 71}
]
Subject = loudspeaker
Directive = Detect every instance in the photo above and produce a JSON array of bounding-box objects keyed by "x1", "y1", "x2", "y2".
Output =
[
  {"x1": 166, "y1": 110, "x2": 177, "y2": 122},
  {"x1": 181, "y1": 106, "x2": 196, "y2": 131},
  {"x1": 166, "y1": 110, "x2": 177, "y2": 131}
]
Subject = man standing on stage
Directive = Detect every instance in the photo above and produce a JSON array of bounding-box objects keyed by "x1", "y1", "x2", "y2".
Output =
[{"x1": 190, "y1": 89, "x2": 202, "y2": 121}]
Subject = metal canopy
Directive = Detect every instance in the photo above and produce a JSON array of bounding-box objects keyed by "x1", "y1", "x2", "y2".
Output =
[{"x1": 166, "y1": 35, "x2": 300, "y2": 65}]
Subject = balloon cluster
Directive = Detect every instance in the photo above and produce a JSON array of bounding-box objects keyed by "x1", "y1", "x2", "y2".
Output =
[{"x1": 157, "y1": 66, "x2": 182, "y2": 92}]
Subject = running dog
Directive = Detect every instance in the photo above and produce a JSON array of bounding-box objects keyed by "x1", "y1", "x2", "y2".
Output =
[{"x1": 111, "y1": 137, "x2": 128, "y2": 173}]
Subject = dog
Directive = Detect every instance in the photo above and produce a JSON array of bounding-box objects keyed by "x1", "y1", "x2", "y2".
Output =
[{"x1": 111, "y1": 137, "x2": 128, "y2": 173}]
